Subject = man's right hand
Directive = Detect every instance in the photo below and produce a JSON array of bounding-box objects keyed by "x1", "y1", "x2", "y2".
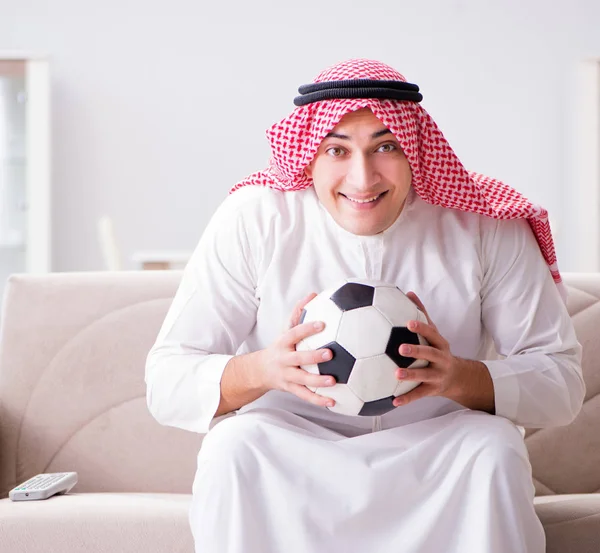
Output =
[
  {"x1": 257, "y1": 293, "x2": 337, "y2": 408},
  {"x1": 215, "y1": 293, "x2": 337, "y2": 418}
]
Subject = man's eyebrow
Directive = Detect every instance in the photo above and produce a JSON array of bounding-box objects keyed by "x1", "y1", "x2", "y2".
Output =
[
  {"x1": 371, "y1": 129, "x2": 392, "y2": 139},
  {"x1": 324, "y1": 129, "x2": 392, "y2": 140}
]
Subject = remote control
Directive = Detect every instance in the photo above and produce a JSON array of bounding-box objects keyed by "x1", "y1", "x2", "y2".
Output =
[{"x1": 8, "y1": 472, "x2": 78, "y2": 501}]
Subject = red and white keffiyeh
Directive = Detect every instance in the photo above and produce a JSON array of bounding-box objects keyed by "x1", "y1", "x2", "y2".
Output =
[{"x1": 231, "y1": 59, "x2": 564, "y2": 299}]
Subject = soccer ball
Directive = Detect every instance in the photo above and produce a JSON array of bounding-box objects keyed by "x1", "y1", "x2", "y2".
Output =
[{"x1": 296, "y1": 278, "x2": 429, "y2": 417}]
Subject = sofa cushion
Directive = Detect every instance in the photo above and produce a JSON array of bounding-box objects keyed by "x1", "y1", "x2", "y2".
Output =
[
  {"x1": 2, "y1": 491, "x2": 597, "y2": 553},
  {"x1": 0, "y1": 493, "x2": 193, "y2": 553},
  {"x1": 534, "y1": 494, "x2": 600, "y2": 553}
]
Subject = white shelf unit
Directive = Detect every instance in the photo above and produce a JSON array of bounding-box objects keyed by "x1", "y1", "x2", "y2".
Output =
[
  {"x1": 572, "y1": 58, "x2": 600, "y2": 271},
  {"x1": 0, "y1": 54, "x2": 50, "y2": 302}
]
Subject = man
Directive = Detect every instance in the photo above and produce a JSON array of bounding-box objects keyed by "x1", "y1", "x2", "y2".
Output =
[{"x1": 145, "y1": 59, "x2": 585, "y2": 552}]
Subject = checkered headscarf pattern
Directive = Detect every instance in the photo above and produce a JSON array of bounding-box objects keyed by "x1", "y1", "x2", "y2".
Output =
[{"x1": 231, "y1": 59, "x2": 563, "y2": 297}]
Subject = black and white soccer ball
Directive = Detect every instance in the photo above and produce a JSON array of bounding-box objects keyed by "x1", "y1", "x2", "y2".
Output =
[{"x1": 296, "y1": 278, "x2": 429, "y2": 417}]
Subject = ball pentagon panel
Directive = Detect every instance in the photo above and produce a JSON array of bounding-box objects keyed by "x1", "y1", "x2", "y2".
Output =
[
  {"x1": 330, "y1": 282, "x2": 375, "y2": 311},
  {"x1": 385, "y1": 327, "x2": 422, "y2": 369},
  {"x1": 358, "y1": 396, "x2": 396, "y2": 416},
  {"x1": 317, "y1": 341, "x2": 356, "y2": 384}
]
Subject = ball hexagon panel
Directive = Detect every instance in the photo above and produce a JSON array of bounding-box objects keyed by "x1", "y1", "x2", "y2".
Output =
[
  {"x1": 373, "y1": 286, "x2": 419, "y2": 327},
  {"x1": 317, "y1": 341, "x2": 356, "y2": 384},
  {"x1": 385, "y1": 327, "x2": 421, "y2": 368},
  {"x1": 295, "y1": 337, "x2": 312, "y2": 353},
  {"x1": 297, "y1": 296, "x2": 344, "y2": 351},
  {"x1": 347, "y1": 354, "x2": 399, "y2": 402},
  {"x1": 358, "y1": 396, "x2": 396, "y2": 416},
  {"x1": 330, "y1": 283, "x2": 375, "y2": 311},
  {"x1": 337, "y1": 306, "x2": 391, "y2": 359},
  {"x1": 315, "y1": 383, "x2": 364, "y2": 416}
]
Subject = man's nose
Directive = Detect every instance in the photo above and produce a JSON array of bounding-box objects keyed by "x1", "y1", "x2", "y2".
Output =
[{"x1": 346, "y1": 153, "x2": 378, "y2": 189}]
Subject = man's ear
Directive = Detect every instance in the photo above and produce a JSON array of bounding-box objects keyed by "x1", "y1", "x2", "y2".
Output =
[{"x1": 304, "y1": 163, "x2": 313, "y2": 178}]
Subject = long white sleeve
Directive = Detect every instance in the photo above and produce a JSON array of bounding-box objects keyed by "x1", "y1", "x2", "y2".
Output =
[
  {"x1": 480, "y1": 217, "x2": 585, "y2": 428},
  {"x1": 145, "y1": 190, "x2": 261, "y2": 434},
  {"x1": 145, "y1": 184, "x2": 585, "y2": 434}
]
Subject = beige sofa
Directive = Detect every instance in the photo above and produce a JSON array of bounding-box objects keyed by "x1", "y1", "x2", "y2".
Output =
[{"x1": 0, "y1": 271, "x2": 598, "y2": 553}]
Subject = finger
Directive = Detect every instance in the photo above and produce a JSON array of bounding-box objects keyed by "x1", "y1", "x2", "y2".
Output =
[
  {"x1": 398, "y1": 342, "x2": 445, "y2": 364},
  {"x1": 395, "y1": 366, "x2": 439, "y2": 384},
  {"x1": 287, "y1": 382, "x2": 336, "y2": 408},
  {"x1": 300, "y1": 291, "x2": 318, "y2": 307},
  {"x1": 289, "y1": 347, "x2": 333, "y2": 367},
  {"x1": 405, "y1": 291, "x2": 433, "y2": 326},
  {"x1": 288, "y1": 302, "x2": 305, "y2": 330},
  {"x1": 405, "y1": 319, "x2": 447, "y2": 350},
  {"x1": 287, "y1": 366, "x2": 336, "y2": 389},
  {"x1": 393, "y1": 382, "x2": 432, "y2": 407},
  {"x1": 289, "y1": 292, "x2": 318, "y2": 328},
  {"x1": 284, "y1": 320, "x2": 326, "y2": 347}
]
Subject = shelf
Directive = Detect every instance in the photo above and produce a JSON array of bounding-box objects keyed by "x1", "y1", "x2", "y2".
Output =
[
  {"x1": 0, "y1": 56, "x2": 50, "y2": 278},
  {"x1": 132, "y1": 250, "x2": 192, "y2": 270}
]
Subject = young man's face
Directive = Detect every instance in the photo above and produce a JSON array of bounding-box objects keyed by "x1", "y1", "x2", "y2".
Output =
[{"x1": 305, "y1": 108, "x2": 413, "y2": 236}]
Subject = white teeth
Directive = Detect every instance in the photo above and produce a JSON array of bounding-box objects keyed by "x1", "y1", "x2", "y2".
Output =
[{"x1": 345, "y1": 194, "x2": 382, "y2": 204}]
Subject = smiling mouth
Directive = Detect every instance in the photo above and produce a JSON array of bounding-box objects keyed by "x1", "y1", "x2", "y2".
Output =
[{"x1": 341, "y1": 191, "x2": 388, "y2": 204}]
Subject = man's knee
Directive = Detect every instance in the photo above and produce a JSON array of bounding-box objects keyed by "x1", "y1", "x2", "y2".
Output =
[
  {"x1": 457, "y1": 412, "x2": 530, "y2": 473},
  {"x1": 196, "y1": 409, "x2": 286, "y2": 470},
  {"x1": 200, "y1": 412, "x2": 257, "y2": 459}
]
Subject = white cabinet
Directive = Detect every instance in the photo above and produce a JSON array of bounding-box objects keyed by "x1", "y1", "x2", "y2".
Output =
[
  {"x1": 0, "y1": 55, "x2": 50, "y2": 301},
  {"x1": 572, "y1": 59, "x2": 600, "y2": 271}
]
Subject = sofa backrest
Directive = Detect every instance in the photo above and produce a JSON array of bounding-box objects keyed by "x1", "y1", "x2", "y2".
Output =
[
  {"x1": 526, "y1": 273, "x2": 600, "y2": 496},
  {"x1": 0, "y1": 271, "x2": 598, "y2": 498},
  {"x1": 0, "y1": 271, "x2": 200, "y2": 498}
]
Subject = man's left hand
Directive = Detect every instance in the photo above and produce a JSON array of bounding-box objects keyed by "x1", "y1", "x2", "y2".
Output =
[{"x1": 393, "y1": 292, "x2": 495, "y2": 414}]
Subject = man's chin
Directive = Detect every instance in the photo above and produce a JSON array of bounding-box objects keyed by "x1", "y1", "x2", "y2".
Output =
[{"x1": 339, "y1": 220, "x2": 385, "y2": 237}]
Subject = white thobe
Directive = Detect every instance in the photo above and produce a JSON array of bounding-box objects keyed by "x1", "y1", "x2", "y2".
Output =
[{"x1": 145, "y1": 185, "x2": 585, "y2": 553}]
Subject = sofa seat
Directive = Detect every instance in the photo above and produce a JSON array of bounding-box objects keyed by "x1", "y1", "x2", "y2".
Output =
[
  {"x1": 534, "y1": 494, "x2": 600, "y2": 553},
  {"x1": 0, "y1": 490, "x2": 598, "y2": 553},
  {"x1": 0, "y1": 493, "x2": 194, "y2": 553}
]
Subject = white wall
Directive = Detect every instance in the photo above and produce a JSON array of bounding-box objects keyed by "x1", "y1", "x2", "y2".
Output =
[{"x1": 0, "y1": 0, "x2": 599, "y2": 272}]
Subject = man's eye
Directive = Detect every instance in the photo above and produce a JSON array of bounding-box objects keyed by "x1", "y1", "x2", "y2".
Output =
[
  {"x1": 377, "y1": 143, "x2": 397, "y2": 153},
  {"x1": 326, "y1": 147, "x2": 344, "y2": 157}
]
